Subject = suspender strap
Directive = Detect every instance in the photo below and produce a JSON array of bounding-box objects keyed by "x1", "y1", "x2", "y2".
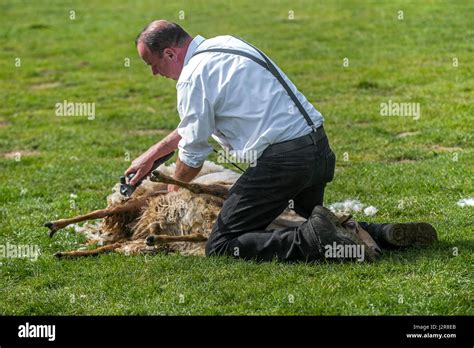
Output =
[
  {"x1": 193, "y1": 48, "x2": 268, "y2": 71},
  {"x1": 191, "y1": 37, "x2": 318, "y2": 131}
]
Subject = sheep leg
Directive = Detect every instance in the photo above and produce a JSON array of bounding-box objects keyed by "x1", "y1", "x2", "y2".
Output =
[
  {"x1": 54, "y1": 242, "x2": 123, "y2": 259},
  {"x1": 150, "y1": 170, "x2": 229, "y2": 199},
  {"x1": 44, "y1": 191, "x2": 168, "y2": 237},
  {"x1": 146, "y1": 233, "x2": 208, "y2": 246}
]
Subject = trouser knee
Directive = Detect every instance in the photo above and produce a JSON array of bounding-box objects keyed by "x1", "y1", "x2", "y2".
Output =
[
  {"x1": 205, "y1": 232, "x2": 230, "y2": 257},
  {"x1": 204, "y1": 238, "x2": 218, "y2": 256}
]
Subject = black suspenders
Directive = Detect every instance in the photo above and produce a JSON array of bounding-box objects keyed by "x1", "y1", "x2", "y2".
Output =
[{"x1": 191, "y1": 36, "x2": 319, "y2": 132}]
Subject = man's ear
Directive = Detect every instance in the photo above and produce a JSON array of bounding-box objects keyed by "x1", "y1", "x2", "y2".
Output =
[{"x1": 163, "y1": 48, "x2": 176, "y2": 61}]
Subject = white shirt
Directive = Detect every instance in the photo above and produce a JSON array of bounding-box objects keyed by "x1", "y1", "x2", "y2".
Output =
[{"x1": 176, "y1": 35, "x2": 324, "y2": 168}]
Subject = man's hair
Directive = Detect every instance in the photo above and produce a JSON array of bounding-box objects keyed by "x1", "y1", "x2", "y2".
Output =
[{"x1": 136, "y1": 21, "x2": 191, "y2": 56}]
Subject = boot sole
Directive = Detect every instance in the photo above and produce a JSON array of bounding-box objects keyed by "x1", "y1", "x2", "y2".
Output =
[{"x1": 384, "y1": 223, "x2": 437, "y2": 247}]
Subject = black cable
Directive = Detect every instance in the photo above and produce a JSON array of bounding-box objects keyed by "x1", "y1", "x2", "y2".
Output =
[{"x1": 213, "y1": 148, "x2": 245, "y2": 173}]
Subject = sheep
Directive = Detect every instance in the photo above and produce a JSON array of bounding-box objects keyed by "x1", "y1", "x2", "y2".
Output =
[{"x1": 45, "y1": 161, "x2": 380, "y2": 260}]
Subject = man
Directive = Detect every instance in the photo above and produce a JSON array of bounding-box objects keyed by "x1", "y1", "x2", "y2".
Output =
[{"x1": 126, "y1": 20, "x2": 437, "y2": 262}]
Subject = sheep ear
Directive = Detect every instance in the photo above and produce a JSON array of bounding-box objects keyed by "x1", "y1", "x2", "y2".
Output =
[{"x1": 337, "y1": 214, "x2": 353, "y2": 225}]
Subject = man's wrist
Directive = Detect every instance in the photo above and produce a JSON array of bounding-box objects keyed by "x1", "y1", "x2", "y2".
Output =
[
  {"x1": 148, "y1": 144, "x2": 166, "y2": 161},
  {"x1": 150, "y1": 129, "x2": 181, "y2": 160}
]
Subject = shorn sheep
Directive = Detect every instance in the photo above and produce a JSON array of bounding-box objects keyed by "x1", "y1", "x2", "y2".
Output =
[{"x1": 44, "y1": 161, "x2": 380, "y2": 260}]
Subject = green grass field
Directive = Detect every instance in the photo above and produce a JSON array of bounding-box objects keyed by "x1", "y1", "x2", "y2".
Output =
[{"x1": 0, "y1": 0, "x2": 473, "y2": 315}]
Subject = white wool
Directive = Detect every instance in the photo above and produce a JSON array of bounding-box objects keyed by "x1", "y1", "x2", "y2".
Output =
[
  {"x1": 108, "y1": 183, "x2": 130, "y2": 205},
  {"x1": 363, "y1": 206, "x2": 378, "y2": 216},
  {"x1": 196, "y1": 161, "x2": 231, "y2": 176},
  {"x1": 156, "y1": 160, "x2": 232, "y2": 178},
  {"x1": 193, "y1": 171, "x2": 240, "y2": 185},
  {"x1": 329, "y1": 199, "x2": 378, "y2": 216},
  {"x1": 457, "y1": 198, "x2": 474, "y2": 207},
  {"x1": 329, "y1": 199, "x2": 365, "y2": 214},
  {"x1": 153, "y1": 160, "x2": 239, "y2": 187},
  {"x1": 118, "y1": 240, "x2": 157, "y2": 255},
  {"x1": 136, "y1": 178, "x2": 162, "y2": 193},
  {"x1": 66, "y1": 223, "x2": 106, "y2": 245},
  {"x1": 156, "y1": 162, "x2": 176, "y2": 177},
  {"x1": 66, "y1": 223, "x2": 85, "y2": 233}
]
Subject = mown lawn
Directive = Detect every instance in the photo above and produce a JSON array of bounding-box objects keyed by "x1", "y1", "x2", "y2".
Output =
[{"x1": 0, "y1": 0, "x2": 472, "y2": 315}]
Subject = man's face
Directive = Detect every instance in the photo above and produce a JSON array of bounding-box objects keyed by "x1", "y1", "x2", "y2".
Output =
[{"x1": 137, "y1": 42, "x2": 180, "y2": 80}]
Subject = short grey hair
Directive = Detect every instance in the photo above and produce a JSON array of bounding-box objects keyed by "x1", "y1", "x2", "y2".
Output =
[{"x1": 136, "y1": 21, "x2": 191, "y2": 56}]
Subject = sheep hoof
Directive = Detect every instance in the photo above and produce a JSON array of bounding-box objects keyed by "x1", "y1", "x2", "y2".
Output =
[
  {"x1": 53, "y1": 251, "x2": 64, "y2": 258},
  {"x1": 150, "y1": 170, "x2": 162, "y2": 181},
  {"x1": 146, "y1": 235, "x2": 156, "y2": 246},
  {"x1": 44, "y1": 222, "x2": 58, "y2": 238}
]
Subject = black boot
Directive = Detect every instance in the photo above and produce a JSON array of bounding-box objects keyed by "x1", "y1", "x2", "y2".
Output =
[{"x1": 358, "y1": 222, "x2": 437, "y2": 249}]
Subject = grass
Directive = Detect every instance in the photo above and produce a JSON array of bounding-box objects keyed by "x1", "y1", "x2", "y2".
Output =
[{"x1": 0, "y1": 0, "x2": 472, "y2": 315}]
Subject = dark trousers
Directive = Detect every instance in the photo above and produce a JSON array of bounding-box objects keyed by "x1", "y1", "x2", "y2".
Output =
[
  {"x1": 205, "y1": 132, "x2": 336, "y2": 262},
  {"x1": 358, "y1": 222, "x2": 395, "y2": 250}
]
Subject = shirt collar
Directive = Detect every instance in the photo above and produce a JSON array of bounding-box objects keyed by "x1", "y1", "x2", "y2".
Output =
[{"x1": 183, "y1": 35, "x2": 206, "y2": 67}]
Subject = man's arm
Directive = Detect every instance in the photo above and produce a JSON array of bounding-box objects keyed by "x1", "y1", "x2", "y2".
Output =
[
  {"x1": 168, "y1": 157, "x2": 202, "y2": 192},
  {"x1": 125, "y1": 129, "x2": 181, "y2": 186}
]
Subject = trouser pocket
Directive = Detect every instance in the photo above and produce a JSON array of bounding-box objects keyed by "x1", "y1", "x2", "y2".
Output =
[{"x1": 311, "y1": 144, "x2": 336, "y2": 186}]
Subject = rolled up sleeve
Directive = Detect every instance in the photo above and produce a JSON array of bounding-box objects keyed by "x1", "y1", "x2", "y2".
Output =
[{"x1": 176, "y1": 80, "x2": 215, "y2": 168}]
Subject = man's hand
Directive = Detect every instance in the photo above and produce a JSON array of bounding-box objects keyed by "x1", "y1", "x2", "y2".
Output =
[
  {"x1": 167, "y1": 184, "x2": 180, "y2": 192},
  {"x1": 124, "y1": 155, "x2": 156, "y2": 186},
  {"x1": 124, "y1": 129, "x2": 181, "y2": 186}
]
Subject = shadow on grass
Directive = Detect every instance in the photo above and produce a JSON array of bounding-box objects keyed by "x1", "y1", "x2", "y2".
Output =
[{"x1": 377, "y1": 239, "x2": 474, "y2": 263}]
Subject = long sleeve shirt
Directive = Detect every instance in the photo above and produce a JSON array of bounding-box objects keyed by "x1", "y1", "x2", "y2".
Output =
[{"x1": 176, "y1": 35, "x2": 324, "y2": 168}]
